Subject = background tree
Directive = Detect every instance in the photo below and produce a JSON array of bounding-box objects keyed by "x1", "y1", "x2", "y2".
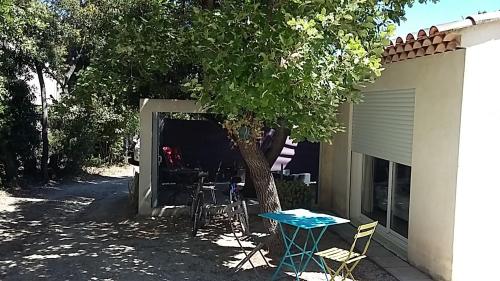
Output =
[
  {"x1": 0, "y1": 37, "x2": 40, "y2": 187},
  {"x1": 77, "y1": 0, "x2": 196, "y2": 106},
  {"x1": 1, "y1": 0, "x2": 108, "y2": 180},
  {"x1": 1, "y1": 0, "x2": 63, "y2": 182},
  {"x1": 189, "y1": 0, "x2": 434, "y2": 236}
]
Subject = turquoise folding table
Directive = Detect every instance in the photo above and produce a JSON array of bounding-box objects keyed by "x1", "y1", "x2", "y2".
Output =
[{"x1": 259, "y1": 209, "x2": 349, "y2": 280}]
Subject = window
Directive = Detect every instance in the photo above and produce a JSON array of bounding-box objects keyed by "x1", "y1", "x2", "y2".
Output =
[
  {"x1": 391, "y1": 163, "x2": 411, "y2": 238},
  {"x1": 361, "y1": 157, "x2": 389, "y2": 227},
  {"x1": 362, "y1": 155, "x2": 411, "y2": 239}
]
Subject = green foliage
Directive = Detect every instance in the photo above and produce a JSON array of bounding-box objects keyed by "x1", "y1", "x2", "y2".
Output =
[
  {"x1": 0, "y1": 0, "x2": 59, "y2": 68},
  {"x1": 0, "y1": 0, "x2": 439, "y2": 185},
  {"x1": 49, "y1": 95, "x2": 138, "y2": 174},
  {"x1": 188, "y1": 0, "x2": 433, "y2": 142},
  {"x1": 1, "y1": 0, "x2": 144, "y2": 178},
  {"x1": 0, "y1": 27, "x2": 40, "y2": 186},
  {"x1": 77, "y1": 0, "x2": 196, "y2": 107},
  {"x1": 0, "y1": 77, "x2": 40, "y2": 185},
  {"x1": 276, "y1": 180, "x2": 312, "y2": 210}
]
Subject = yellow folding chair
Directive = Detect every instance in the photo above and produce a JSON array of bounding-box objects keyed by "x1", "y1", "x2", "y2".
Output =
[{"x1": 315, "y1": 221, "x2": 378, "y2": 281}]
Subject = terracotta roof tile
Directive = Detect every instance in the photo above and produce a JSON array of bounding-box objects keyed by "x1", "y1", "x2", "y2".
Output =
[
  {"x1": 422, "y1": 38, "x2": 433, "y2": 47},
  {"x1": 432, "y1": 35, "x2": 443, "y2": 44},
  {"x1": 446, "y1": 41, "x2": 459, "y2": 51},
  {"x1": 435, "y1": 43, "x2": 446, "y2": 53},
  {"x1": 406, "y1": 33, "x2": 415, "y2": 43},
  {"x1": 382, "y1": 25, "x2": 462, "y2": 64},
  {"x1": 425, "y1": 45, "x2": 435, "y2": 55},
  {"x1": 416, "y1": 48, "x2": 425, "y2": 57},
  {"x1": 417, "y1": 29, "x2": 427, "y2": 38},
  {"x1": 388, "y1": 46, "x2": 397, "y2": 55},
  {"x1": 429, "y1": 26, "x2": 439, "y2": 36}
]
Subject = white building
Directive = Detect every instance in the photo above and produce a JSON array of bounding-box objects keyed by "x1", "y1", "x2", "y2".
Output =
[{"x1": 318, "y1": 12, "x2": 500, "y2": 281}]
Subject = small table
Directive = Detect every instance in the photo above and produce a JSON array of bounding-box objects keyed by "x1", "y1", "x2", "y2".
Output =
[{"x1": 259, "y1": 209, "x2": 349, "y2": 280}]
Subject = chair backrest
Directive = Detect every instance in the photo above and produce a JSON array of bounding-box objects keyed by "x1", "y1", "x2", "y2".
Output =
[
  {"x1": 224, "y1": 201, "x2": 244, "y2": 217},
  {"x1": 224, "y1": 201, "x2": 248, "y2": 240},
  {"x1": 348, "y1": 221, "x2": 378, "y2": 258},
  {"x1": 224, "y1": 201, "x2": 245, "y2": 225}
]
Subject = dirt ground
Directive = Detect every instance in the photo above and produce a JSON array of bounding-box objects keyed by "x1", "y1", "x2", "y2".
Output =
[{"x1": 0, "y1": 166, "x2": 397, "y2": 281}]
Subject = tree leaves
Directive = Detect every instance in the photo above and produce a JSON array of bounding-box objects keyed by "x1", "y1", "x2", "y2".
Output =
[{"x1": 189, "y1": 0, "x2": 431, "y2": 141}]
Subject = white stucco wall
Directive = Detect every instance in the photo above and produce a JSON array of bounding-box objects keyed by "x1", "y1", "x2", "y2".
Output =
[
  {"x1": 452, "y1": 37, "x2": 500, "y2": 281},
  {"x1": 457, "y1": 20, "x2": 500, "y2": 48},
  {"x1": 362, "y1": 51, "x2": 465, "y2": 281},
  {"x1": 318, "y1": 103, "x2": 352, "y2": 217},
  {"x1": 138, "y1": 99, "x2": 204, "y2": 216},
  {"x1": 319, "y1": 50, "x2": 466, "y2": 281}
]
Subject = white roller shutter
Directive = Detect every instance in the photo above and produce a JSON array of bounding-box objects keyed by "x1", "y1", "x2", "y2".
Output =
[{"x1": 352, "y1": 89, "x2": 415, "y2": 166}]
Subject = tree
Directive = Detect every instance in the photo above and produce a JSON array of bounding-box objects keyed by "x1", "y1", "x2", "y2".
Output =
[
  {"x1": 77, "y1": 0, "x2": 196, "y2": 107},
  {"x1": 1, "y1": 0, "x2": 97, "y2": 181},
  {"x1": 47, "y1": 0, "x2": 192, "y2": 171},
  {"x1": 189, "y1": 0, "x2": 435, "y2": 237},
  {"x1": 0, "y1": 41, "x2": 40, "y2": 186},
  {"x1": 1, "y1": 0, "x2": 59, "y2": 182}
]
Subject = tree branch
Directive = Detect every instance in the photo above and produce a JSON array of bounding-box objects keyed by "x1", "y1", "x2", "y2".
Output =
[{"x1": 264, "y1": 126, "x2": 291, "y2": 166}]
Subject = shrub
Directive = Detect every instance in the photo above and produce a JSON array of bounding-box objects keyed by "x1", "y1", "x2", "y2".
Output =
[
  {"x1": 49, "y1": 95, "x2": 138, "y2": 176},
  {"x1": 0, "y1": 77, "x2": 40, "y2": 185},
  {"x1": 276, "y1": 179, "x2": 312, "y2": 210}
]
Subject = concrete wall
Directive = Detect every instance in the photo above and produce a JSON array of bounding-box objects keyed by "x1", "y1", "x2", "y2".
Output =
[
  {"x1": 319, "y1": 50, "x2": 466, "y2": 281},
  {"x1": 318, "y1": 103, "x2": 352, "y2": 217},
  {"x1": 452, "y1": 37, "x2": 500, "y2": 281},
  {"x1": 138, "y1": 99, "x2": 204, "y2": 216}
]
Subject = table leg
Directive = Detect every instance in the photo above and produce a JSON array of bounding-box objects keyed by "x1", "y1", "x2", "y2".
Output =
[
  {"x1": 299, "y1": 226, "x2": 329, "y2": 279},
  {"x1": 272, "y1": 223, "x2": 301, "y2": 280},
  {"x1": 298, "y1": 228, "x2": 311, "y2": 273},
  {"x1": 272, "y1": 225, "x2": 330, "y2": 281}
]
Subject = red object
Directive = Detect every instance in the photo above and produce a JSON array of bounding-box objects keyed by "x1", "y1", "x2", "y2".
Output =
[{"x1": 163, "y1": 146, "x2": 182, "y2": 167}]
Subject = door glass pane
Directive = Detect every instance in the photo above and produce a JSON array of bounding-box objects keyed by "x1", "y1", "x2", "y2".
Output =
[
  {"x1": 391, "y1": 163, "x2": 411, "y2": 238},
  {"x1": 361, "y1": 156, "x2": 389, "y2": 227}
]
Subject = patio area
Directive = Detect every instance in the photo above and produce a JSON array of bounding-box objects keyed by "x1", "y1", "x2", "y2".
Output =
[{"x1": 0, "y1": 171, "x2": 415, "y2": 281}]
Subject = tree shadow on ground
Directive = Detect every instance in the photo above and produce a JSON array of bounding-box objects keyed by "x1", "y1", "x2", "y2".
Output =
[{"x1": 0, "y1": 176, "x2": 395, "y2": 281}]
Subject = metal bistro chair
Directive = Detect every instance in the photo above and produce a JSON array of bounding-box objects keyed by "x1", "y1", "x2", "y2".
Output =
[
  {"x1": 315, "y1": 221, "x2": 378, "y2": 281},
  {"x1": 224, "y1": 201, "x2": 270, "y2": 275}
]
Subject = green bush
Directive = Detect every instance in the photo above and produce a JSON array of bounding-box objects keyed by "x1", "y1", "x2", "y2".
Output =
[
  {"x1": 49, "y1": 95, "x2": 138, "y2": 175},
  {"x1": 0, "y1": 77, "x2": 40, "y2": 185},
  {"x1": 276, "y1": 179, "x2": 312, "y2": 210}
]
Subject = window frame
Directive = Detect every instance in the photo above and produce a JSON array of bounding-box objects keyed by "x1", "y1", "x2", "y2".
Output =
[{"x1": 359, "y1": 154, "x2": 410, "y2": 248}]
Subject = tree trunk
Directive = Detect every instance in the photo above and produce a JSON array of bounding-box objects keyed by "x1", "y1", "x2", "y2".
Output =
[
  {"x1": 35, "y1": 63, "x2": 49, "y2": 183},
  {"x1": 243, "y1": 127, "x2": 290, "y2": 197},
  {"x1": 237, "y1": 140, "x2": 281, "y2": 234}
]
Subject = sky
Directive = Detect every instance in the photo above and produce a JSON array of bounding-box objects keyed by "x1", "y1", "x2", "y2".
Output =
[{"x1": 396, "y1": 0, "x2": 500, "y2": 36}]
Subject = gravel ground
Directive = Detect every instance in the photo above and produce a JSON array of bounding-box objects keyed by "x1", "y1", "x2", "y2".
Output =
[{"x1": 0, "y1": 167, "x2": 397, "y2": 281}]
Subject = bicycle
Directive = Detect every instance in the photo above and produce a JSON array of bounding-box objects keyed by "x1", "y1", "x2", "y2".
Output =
[
  {"x1": 189, "y1": 171, "x2": 209, "y2": 237},
  {"x1": 229, "y1": 176, "x2": 250, "y2": 235}
]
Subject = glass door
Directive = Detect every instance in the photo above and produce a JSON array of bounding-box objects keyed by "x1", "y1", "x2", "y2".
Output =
[
  {"x1": 390, "y1": 163, "x2": 411, "y2": 238},
  {"x1": 361, "y1": 155, "x2": 411, "y2": 242}
]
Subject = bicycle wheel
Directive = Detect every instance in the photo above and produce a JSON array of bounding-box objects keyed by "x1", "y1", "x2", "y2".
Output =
[
  {"x1": 189, "y1": 194, "x2": 196, "y2": 222},
  {"x1": 238, "y1": 200, "x2": 250, "y2": 235},
  {"x1": 192, "y1": 192, "x2": 205, "y2": 237}
]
